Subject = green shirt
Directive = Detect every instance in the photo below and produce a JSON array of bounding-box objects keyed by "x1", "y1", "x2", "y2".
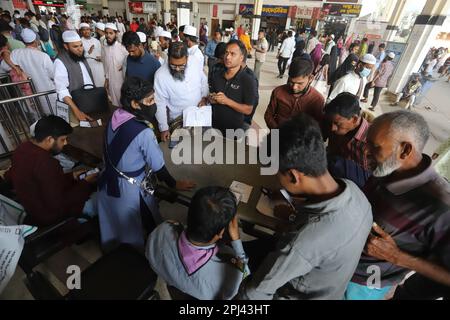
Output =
[{"x1": 5, "y1": 35, "x2": 25, "y2": 51}]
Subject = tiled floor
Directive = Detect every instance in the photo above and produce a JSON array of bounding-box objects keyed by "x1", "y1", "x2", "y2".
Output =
[{"x1": 1, "y1": 50, "x2": 449, "y2": 300}]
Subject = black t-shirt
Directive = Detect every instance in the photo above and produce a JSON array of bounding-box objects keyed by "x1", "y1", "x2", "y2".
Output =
[{"x1": 210, "y1": 66, "x2": 257, "y2": 133}]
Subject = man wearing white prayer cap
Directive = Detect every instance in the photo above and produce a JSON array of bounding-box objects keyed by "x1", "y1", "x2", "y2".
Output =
[
  {"x1": 328, "y1": 53, "x2": 377, "y2": 102},
  {"x1": 136, "y1": 31, "x2": 147, "y2": 44},
  {"x1": 157, "y1": 30, "x2": 172, "y2": 64},
  {"x1": 182, "y1": 25, "x2": 204, "y2": 72},
  {"x1": 105, "y1": 22, "x2": 117, "y2": 31},
  {"x1": 95, "y1": 22, "x2": 106, "y2": 44},
  {"x1": 53, "y1": 30, "x2": 96, "y2": 121},
  {"x1": 0, "y1": 28, "x2": 57, "y2": 115},
  {"x1": 102, "y1": 21, "x2": 129, "y2": 107},
  {"x1": 80, "y1": 21, "x2": 105, "y2": 87}
]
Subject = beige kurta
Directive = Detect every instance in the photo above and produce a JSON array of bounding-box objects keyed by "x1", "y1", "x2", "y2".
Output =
[{"x1": 102, "y1": 40, "x2": 129, "y2": 107}]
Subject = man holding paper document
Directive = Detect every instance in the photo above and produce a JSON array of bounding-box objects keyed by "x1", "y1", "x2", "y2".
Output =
[{"x1": 154, "y1": 42, "x2": 209, "y2": 144}]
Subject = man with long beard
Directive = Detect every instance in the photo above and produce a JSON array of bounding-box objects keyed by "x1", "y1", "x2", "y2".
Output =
[
  {"x1": 53, "y1": 30, "x2": 95, "y2": 121},
  {"x1": 102, "y1": 23, "x2": 128, "y2": 107},
  {"x1": 154, "y1": 41, "x2": 208, "y2": 145},
  {"x1": 347, "y1": 111, "x2": 450, "y2": 300}
]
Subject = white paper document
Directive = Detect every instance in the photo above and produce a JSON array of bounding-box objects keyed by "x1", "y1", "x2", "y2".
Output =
[
  {"x1": 229, "y1": 181, "x2": 253, "y2": 204},
  {"x1": 79, "y1": 119, "x2": 103, "y2": 128},
  {"x1": 183, "y1": 105, "x2": 212, "y2": 127}
]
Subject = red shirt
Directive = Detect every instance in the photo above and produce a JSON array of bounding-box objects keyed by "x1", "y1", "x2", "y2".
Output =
[
  {"x1": 130, "y1": 22, "x2": 139, "y2": 32},
  {"x1": 5, "y1": 141, "x2": 93, "y2": 226}
]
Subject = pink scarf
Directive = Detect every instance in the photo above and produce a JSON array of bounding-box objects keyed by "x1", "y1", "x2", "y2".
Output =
[
  {"x1": 111, "y1": 108, "x2": 135, "y2": 131},
  {"x1": 177, "y1": 231, "x2": 218, "y2": 275}
]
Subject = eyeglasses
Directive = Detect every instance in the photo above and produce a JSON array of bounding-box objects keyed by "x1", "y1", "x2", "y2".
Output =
[{"x1": 169, "y1": 63, "x2": 187, "y2": 71}]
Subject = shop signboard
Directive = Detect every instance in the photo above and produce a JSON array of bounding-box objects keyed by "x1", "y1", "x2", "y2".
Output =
[
  {"x1": 296, "y1": 6, "x2": 315, "y2": 19},
  {"x1": 32, "y1": 1, "x2": 65, "y2": 7},
  {"x1": 143, "y1": 2, "x2": 157, "y2": 14},
  {"x1": 239, "y1": 4, "x2": 289, "y2": 18}
]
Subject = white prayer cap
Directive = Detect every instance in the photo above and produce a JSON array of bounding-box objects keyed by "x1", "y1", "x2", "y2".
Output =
[
  {"x1": 95, "y1": 22, "x2": 105, "y2": 31},
  {"x1": 21, "y1": 28, "x2": 36, "y2": 43},
  {"x1": 62, "y1": 30, "x2": 81, "y2": 43},
  {"x1": 136, "y1": 31, "x2": 147, "y2": 43},
  {"x1": 48, "y1": 21, "x2": 55, "y2": 28},
  {"x1": 79, "y1": 22, "x2": 90, "y2": 29},
  {"x1": 388, "y1": 52, "x2": 396, "y2": 59},
  {"x1": 330, "y1": 34, "x2": 335, "y2": 39},
  {"x1": 183, "y1": 25, "x2": 197, "y2": 37},
  {"x1": 14, "y1": 13, "x2": 20, "y2": 19},
  {"x1": 361, "y1": 53, "x2": 377, "y2": 65},
  {"x1": 105, "y1": 22, "x2": 117, "y2": 31},
  {"x1": 159, "y1": 30, "x2": 171, "y2": 39}
]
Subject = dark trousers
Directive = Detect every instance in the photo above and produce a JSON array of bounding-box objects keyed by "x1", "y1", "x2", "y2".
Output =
[
  {"x1": 363, "y1": 84, "x2": 383, "y2": 108},
  {"x1": 242, "y1": 237, "x2": 277, "y2": 273},
  {"x1": 278, "y1": 57, "x2": 289, "y2": 76}
]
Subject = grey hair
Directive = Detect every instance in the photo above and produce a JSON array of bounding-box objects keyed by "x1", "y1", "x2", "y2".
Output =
[{"x1": 373, "y1": 111, "x2": 430, "y2": 152}]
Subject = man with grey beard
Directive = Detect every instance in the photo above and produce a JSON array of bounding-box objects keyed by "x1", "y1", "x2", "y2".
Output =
[
  {"x1": 346, "y1": 110, "x2": 450, "y2": 300},
  {"x1": 154, "y1": 41, "x2": 209, "y2": 146}
]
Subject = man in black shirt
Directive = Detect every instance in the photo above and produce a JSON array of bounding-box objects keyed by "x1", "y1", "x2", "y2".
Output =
[{"x1": 209, "y1": 40, "x2": 258, "y2": 134}]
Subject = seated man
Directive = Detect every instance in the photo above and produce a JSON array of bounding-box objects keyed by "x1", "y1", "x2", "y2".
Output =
[
  {"x1": 264, "y1": 57, "x2": 325, "y2": 131},
  {"x1": 324, "y1": 92, "x2": 372, "y2": 188},
  {"x1": 390, "y1": 73, "x2": 422, "y2": 110},
  {"x1": 146, "y1": 186, "x2": 250, "y2": 300},
  {"x1": 347, "y1": 111, "x2": 450, "y2": 300},
  {"x1": 5, "y1": 115, "x2": 97, "y2": 226},
  {"x1": 239, "y1": 114, "x2": 373, "y2": 300}
]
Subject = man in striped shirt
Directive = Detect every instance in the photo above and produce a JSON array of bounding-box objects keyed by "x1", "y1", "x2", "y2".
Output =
[
  {"x1": 346, "y1": 111, "x2": 450, "y2": 300},
  {"x1": 325, "y1": 92, "x2": 372, "y2": 188}
]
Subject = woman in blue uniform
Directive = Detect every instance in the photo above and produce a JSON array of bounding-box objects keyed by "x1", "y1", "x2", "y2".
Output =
[{"x1": 97, "y1": 76, "x2": 195, "y2": 251}]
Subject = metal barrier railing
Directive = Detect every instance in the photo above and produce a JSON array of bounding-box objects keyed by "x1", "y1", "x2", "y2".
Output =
[{"x1": 0, "y1": 89, "x2": 57, "y2": 155}]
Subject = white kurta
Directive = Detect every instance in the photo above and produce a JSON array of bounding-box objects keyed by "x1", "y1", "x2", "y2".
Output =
[
  {"x1": 154, "y1": 58, "x2": 208, "y2": 131},
  {"x1": 1, "y1": 47, "x2": 57, "y2": 115},
  {"x1": 102, "y1": 40, "x2": 129, "y2": 107},
  {"x1": 188, "y1": 45, "x2": 205, "y2": 72},
  {"x1": 81, "y1": 37, "x2": 105, "y2": 87},
  {"x1": 328, "y1": 71, "x2": 367, "y2": 103}
]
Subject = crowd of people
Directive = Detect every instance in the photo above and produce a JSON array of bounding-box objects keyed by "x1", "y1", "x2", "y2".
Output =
[{"x1": 1, "y1": 8, "x2": 449, "y2": 301}]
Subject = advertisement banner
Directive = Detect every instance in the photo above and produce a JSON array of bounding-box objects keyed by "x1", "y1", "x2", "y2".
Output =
[
  {"x1": 129, "y1": 1, "x2": 144, "y2": 14},
  {"x1": 239, "y1": 4, "x2": 289, "y2": 18},
  {"x1": 12, "y1": 0, "x2": 28, "y2": 10},
  {"x1": 321, "y1": 3, "x2": 362, "y2": 18}
]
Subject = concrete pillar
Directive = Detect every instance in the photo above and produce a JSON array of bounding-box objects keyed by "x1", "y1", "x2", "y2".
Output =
[
  {"x1": 383, "y1": 0, "x2": 408, "y2": 42},
  {"x1": 251, "y1": 0, "x2": 263, "y2": 41},
  {"x1": 285, "y1": 17, "x2": 291, "y2": 31},
  {"x1": 102, "y1": 0, "x2": 109, "y2": 17},
  {"x1": 164, "y1": 0, "x2": 171, "y2": 25},
  {"x1": 177, "y1": 0, "x2": 190, "y2": 27},
  {"x1": 125, "y1": 0, "x2": 131, "y2": 22},
  {"x1": 388, "y1": 0, "x2": 450, "y2": 93}
]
